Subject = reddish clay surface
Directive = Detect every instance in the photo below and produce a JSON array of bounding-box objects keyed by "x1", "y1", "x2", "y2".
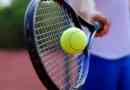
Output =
[{"x1": 0, "y1": 50, "x2": 46, "y2": 90}]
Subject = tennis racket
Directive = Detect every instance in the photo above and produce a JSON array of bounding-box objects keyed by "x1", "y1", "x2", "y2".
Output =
[{"x1": 24, "y1": 0, "x2": 100, "y2": 90}]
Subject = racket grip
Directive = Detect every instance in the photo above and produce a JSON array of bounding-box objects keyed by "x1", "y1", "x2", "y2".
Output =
[{"x1": 92, "y1": 15, "x2": 111, "y2": 37}]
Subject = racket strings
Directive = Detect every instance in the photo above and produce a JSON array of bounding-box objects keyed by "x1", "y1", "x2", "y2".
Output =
[
  {"x1": 41, "y1": 50, "x2": 81, "y2": 89},
  {"x1": 46, "y1": 60, "x2": 79, "y2": 83},
  {"x1": 41, "y1": 51, "x2": 80, "y2": 89},
  {"x1": 34, "y1": 1, "x2": 81, "y2": 90},
  {"x1": 44, "y1": 56, "x2": 81, "y2": 76},
  {"x1": 35, "y1": 21, "x2": 70, "y2": 34},
  {"x1": 35, "y1": 3, "x2": 71, "y2": 55},
  {"x1": 35, "y1": 6, "x2": 71, "y2": 50},
  {"x1": 43, "y1": 53, "x2": 81, "y2": 90},
  {"x1": 44, "y1": 57, "x2": 80, "y2": 89},
  {"x1": 35, "y1": 3, "x2": 71, "y2": 26}
]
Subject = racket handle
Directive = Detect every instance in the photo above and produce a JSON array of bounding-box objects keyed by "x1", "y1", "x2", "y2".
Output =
[{"x1": 92, "y1": 15, "x2": 111, "y2": 37}]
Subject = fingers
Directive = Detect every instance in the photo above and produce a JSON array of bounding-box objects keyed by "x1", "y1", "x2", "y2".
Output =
[{"x1": 92, "y1": 15, "x2": 111, "y2": 37}]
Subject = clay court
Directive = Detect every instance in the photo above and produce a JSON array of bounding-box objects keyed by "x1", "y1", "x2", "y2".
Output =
[{"x1": 0, "y1": 50, "x2": 46, "y2": 90}]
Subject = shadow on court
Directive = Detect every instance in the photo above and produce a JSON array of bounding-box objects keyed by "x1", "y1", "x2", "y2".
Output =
[{"x1": 0, "y1": 49, "x2": 46, "y2": 90}]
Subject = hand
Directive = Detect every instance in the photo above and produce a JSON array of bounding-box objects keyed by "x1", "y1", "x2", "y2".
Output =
[{"x1": 92, "y1": 15, "x2": 111, "y2": 37}]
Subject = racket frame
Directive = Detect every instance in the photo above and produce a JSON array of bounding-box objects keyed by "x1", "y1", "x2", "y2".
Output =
[{"x1": 24, "y1": 0, "x2": 99, "y2": 90}]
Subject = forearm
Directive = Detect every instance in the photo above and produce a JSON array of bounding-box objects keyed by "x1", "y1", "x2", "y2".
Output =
[
  {"x1": 78, "y1": 0, "x2": 97, "y2": 21},
  {"x1": 66, "y1": 0, "x2": 110, "y2": 37},
  {"x1": 78, "y1": 0, "x2": 110, "y2": 37},
  {"x1": 66, "y1": 0, "x2": 97, "y2": 18},
  {"x1": 80, "y1": 0, "x2": 96, "y2": 14}
]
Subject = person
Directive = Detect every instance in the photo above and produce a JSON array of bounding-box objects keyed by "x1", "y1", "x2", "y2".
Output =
[{"x1": 66, "y1": 0, "x2": 130, "y2": 90}]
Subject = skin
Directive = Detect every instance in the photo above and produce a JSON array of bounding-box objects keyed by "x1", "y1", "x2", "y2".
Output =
[{"x1": 77, "y1": 0, "x2": 110, "y2": 37}]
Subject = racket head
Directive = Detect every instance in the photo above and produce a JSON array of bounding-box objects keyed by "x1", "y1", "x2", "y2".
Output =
[{"x1": 24, "y1": 0, "x2": 93, "y2": 90}]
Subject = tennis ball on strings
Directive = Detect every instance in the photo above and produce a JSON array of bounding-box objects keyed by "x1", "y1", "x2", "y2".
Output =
[{"x1": 60, "y1": 27, "x2": 88, "y2": 54}]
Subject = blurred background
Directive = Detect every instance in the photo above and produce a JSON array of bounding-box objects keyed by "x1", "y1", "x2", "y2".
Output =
[
  {"x1": 0, "y1": 0, "x2": 28, "y2": 48},
  {"x1": 0, "y1": 0, "x2": 46, "y2": 90}
]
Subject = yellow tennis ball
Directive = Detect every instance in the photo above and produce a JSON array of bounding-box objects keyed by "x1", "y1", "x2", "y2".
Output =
[{"x1": 60, "y1": 27, "x2": 88, "y2": 54}]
